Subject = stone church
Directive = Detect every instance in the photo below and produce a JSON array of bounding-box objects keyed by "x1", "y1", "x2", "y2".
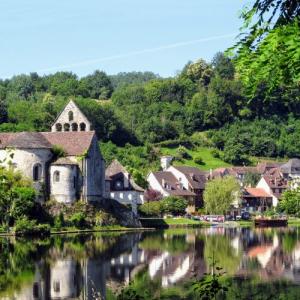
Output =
[{"x1": 0, "y1": 100, "x2": 105, "y2": 203}]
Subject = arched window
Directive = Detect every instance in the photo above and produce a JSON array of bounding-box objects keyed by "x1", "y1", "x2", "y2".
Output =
[
  {"x1": 80, "y1": 122, "x2": 86, "y2": 131},
  {"x1": 55, "y1": 123, "x2": 62, "y2": 132},
  {"x1": 68, "y1": 111, "x2": 74, "y2": 121},
  {"x1": 53, "y1": 171, "x2": 60, "y2": 183},
  {"x1": 33, "y1": 164, "x2": 42, "y2": 181},
  {"x1": 71, "y1": 123, "x2": 78, "y2": 131},
  {"x1": 64, "y1": 123, "x2": 70, "y2": 131}
]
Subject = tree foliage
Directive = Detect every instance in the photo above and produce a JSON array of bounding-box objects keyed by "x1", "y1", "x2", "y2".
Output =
[
  {"x1": 278, "y1": 188, "x2": 300, "y2": 215},
  {"x1": 204, "y1": 176, "x2": 240, "y2": 214}
]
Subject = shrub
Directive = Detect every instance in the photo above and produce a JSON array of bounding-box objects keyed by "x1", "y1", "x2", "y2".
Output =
[
  {"x1": 176, "y1": 145, "x2": 192, "y2": 160},
  {"x1": 211, "y1": 149, "x2": 220, "y2": 158},
  {"x1": 51, "y1": 145, "x2": 66, "y2": 158},
  {"x1": 161, "y1": 196, "x2": 188, "y2": 216},
  {"x1": 10, "y1": 187, "x2": 36, "y2": 221},
  {"x1": 14, "y1": 217, "x2": 50, "y2": 236},
  {"x1": 193, "y1": 155, "x2": 205, "y2": 165},
  {"x1": 139, "y1": 201, "x2": 163, "y2": 217},
  {"x1": 54, "y1": 212, "x2": 65, "y2": 229},
  {"x1": 144, "y1": 189, "x2": 163, "y2": 202},
  {"x1": 95, "y1": 211, "x2": 118, "y2": 226},
  {"x1": 70, "y1": 212, "x2": 86, "y2": 228}
]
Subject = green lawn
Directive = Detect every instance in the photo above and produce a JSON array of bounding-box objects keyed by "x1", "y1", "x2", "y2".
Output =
[
  {"x1": 161, "y1": 146, "x2": 231, "y2": 171},
  {"x1": 164, "y1": 218, "x2": 204, "y2": 225}
]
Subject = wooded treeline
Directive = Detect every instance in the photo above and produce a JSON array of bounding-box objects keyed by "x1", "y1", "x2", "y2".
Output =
[{"x1": 0, "y1": 0, "x2": 299, "y2": 164}]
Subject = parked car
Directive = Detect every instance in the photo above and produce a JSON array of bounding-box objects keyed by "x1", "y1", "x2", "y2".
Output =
[
  {"x1": 204, "y1": 215, "x2": 224, "y2": 223},
  {"x1": 241, "y1": 211, "x2": 251, "y2": 220}
]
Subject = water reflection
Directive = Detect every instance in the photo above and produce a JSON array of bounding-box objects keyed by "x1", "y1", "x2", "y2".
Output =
[{"x1": 1, "y1": 227, "x2": 300, "y2": 299}]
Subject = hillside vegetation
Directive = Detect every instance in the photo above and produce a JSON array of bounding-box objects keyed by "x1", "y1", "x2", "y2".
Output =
[{"x1": 0, "y1": 1, "x2": 299, "y2": 176}]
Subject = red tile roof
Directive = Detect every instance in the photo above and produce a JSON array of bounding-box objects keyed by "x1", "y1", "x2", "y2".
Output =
[
  {"x1": 42, "y1": 131, "x2": 95, "y2": 156},
  {"x1": 0, "y1": 131, "x2": 95, "y2": 156},
  {"x1": 244, "y1": 188, "x2": 272, "y2": 198}
]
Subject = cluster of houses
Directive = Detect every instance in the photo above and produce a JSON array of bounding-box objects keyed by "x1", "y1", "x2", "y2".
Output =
[
  {"x1": 108, "y1": 153, "x2": 300, "y2": 215},
  {"x1": 0, "y1": 99, "x2": 299, "y2": 216}
]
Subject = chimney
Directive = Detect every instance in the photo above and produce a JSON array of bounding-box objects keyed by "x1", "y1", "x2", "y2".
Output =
[{"x1": 160, "y1": 156, "x2": 173, "y2": 171}]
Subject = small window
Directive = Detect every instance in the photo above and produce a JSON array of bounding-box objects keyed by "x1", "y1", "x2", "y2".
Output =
[
  {"x1": 71, "y1": 123, "x2": 78, "y2": 131},
  {"x1": 55, "y1": 123, "x2": 62, "y2": 132},
  {"x1": 53, "y1": 171, "x2": 60, "y2": 183},
  {"x1": 64, "y1": 123, "x2": 70, "y2": 131},
  {"x1": 33, "y1": 282, "x2": 39, "y2": 298},
  {"x1": 68, "y1": 111, "x2": 74, "y2": 121},
  {"x1": 33, "y1": 164, "x2": 42, "y2": 181},
  {"x1": 53, "y1": 281, "x2": 60, "y2": 293},
  {"x1": 80, "y1": 122, "x2": 86, "y2": 131}
]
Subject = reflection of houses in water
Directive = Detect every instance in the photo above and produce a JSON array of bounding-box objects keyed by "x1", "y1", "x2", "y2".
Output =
[
  {"x1": 50, "y1": 259, "x2": 80, "y2": 299},
  {"x1": 152, "y1": 252, "x2": 194, "y2": 287},
  {"x1": 247, "y1": 234, "x2": 279, "y2": 268},
  {"x1": 9, "y1": 259, "x2": 81, "y2": 300},
  {"x1": 9, "y1": 263, "x2": 48, "y2": 300},
  {"x1": 237, "y1": 230, "x2": 300, "y2": 284},
  {"x1": 110, "y1": 243, "x2": 145, "y2": 284}
]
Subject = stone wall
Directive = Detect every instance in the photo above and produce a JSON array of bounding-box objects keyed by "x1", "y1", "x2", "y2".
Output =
[
  {"x1": 0, "y1": 148, "x2": 52, "y2": 202},
  {"x1": 84, "y1": 136, "x2": 106, "y2": 201},
  {"x1": 50, "y1": 164, "x2": 79, "y2": 203},
  {"x1": 51, "y1": 100, "x2": 92, "y2": 132}
]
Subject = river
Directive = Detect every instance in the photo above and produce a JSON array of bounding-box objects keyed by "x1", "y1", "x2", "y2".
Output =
[{"x1": 1, "y1": 227, "x2": 300, "y2": 299}]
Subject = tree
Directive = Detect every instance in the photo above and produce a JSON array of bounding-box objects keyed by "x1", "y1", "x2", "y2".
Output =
[
  {"x1": 212, "y1": 52, "x2": 235, "y2": 80},
  {"x1": 8, "y1": 75, "x2": 35, "y2": 99},
  {"x1": 204, "y1": 176, "x2": 240, "y2": 214},
  {"x1": 223, "y1": 141, "x2": 249, "y2": 165},
  {"x1": 243, "y1": 172, "x2": 261, "y2": 187},
  {"x1": 181, "y1": 59, "x2": 213, "y2": 86},
  {"x1": 231, "y1": 0, "x2": 300, "y2": 96},
  {"x1": 278, "y1": 188, "x2": 300, "y2": 215},
  {"x1": 80, "y1": 70, "x2": 113, "y2": 99}
]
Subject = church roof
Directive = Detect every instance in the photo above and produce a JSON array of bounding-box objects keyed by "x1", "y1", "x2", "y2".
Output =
[
  {"x1": 0, "y1": 132, "x2": 52, "y2": 149},
  {"x1": 0, "y1": 131, "x2": 95, "y2": 156},
  {"x1": 42, "y1": 131, "x2": 95, "y2": 156},
  {"x1": 51, "y1": 157, "x2": 78, "y2": 165}
]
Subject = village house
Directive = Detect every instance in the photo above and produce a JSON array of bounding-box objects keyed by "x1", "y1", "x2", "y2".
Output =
[
  {"x1": 242, "y1": 187, "x2": 273, "y2": 212},
  {"x1": 147, "y1": 157, "x2": 206, "y2": 212},
  {"x1": 105, "y1": 159, "x2": 144, "y2": 209},
  {"x1": 0, "y1": 100, "x2": 106, "y2": 203},
  {"x1": 256, "y1": 167, "x2": 289, "y2": 207}
]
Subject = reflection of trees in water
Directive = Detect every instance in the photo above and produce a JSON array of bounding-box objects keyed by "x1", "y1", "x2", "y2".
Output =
[
  {"x1": 139, "y1": 232, "x2": 190, "y2": 254},
  {"x1": 0, "y1": 238, "x2": 51, "y2": 298},
  {"x1": 204, "y1": 234, "x2": 242, "y2": 275},
  {"x1": 226, "y1": 277, "x2": 300, "y2": 300}
]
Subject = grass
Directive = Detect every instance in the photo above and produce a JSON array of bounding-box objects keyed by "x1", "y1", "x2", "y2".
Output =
[
  {"x1": 161, "y1": 146, "x2": 231, "y2": 171},
  {"x1": 164, "y1": 217, "x2": 203, "y2": 225},
  {"x1": 288, "y1": 218, "x2": 300, "y2": 226}
]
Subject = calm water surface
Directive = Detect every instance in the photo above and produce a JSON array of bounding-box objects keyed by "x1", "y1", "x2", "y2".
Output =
[{"x1": 1, "y1": 227, "x2": 300, "y2": 299}]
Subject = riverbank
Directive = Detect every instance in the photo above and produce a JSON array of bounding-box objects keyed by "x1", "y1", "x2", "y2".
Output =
[
  {"x1": 140, "y1": 217, "x2": 209, "y2": 228},
  {"x1": 0, "y1": 225, "x2": 156, "y2": 237}
]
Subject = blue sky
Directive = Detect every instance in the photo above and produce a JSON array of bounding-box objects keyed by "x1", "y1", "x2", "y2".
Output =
[{"x1": 0, "y1": 0, "x2": 245, "y2": 79}]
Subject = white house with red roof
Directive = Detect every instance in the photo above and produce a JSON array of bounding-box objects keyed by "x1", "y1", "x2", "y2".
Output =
[{"x1": 0, "y1": 100, "x2": 105, "y2": 203}]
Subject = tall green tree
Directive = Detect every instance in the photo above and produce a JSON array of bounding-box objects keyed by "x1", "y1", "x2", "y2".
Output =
[
  {"x1": 204, "y1": 176, "x2": 240, "y2": 214},
  {"x1": 231, "y1": 0, "x2": 300, "y2": 96}
]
